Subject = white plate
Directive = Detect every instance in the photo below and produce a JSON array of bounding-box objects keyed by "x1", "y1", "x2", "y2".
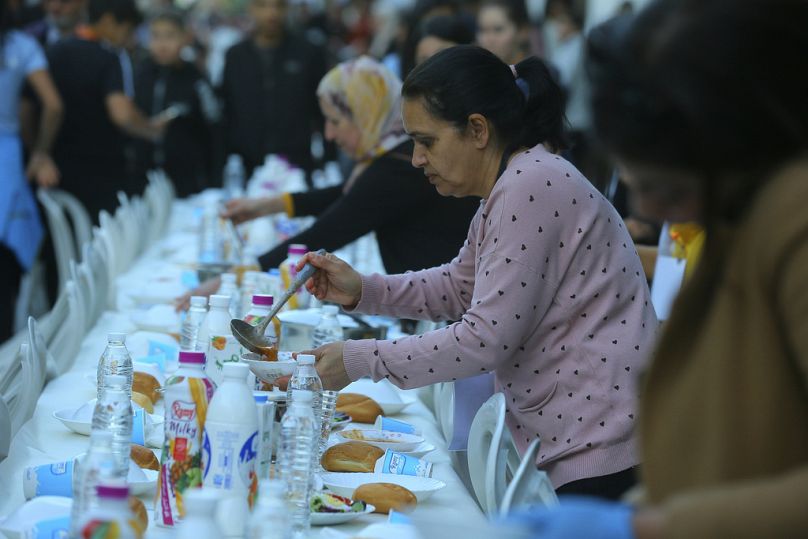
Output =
[
  {"x1": 404, "y1": 442, "x2": 436, "y2": 459},
  {"x1": 0, "y1": 496, "x2": 72, "y2": 539},
  {"x1": 321, "y1": 473, "x2": 446, "y2": 502},
  {"x1": 311, "y1": 504, "x2": 375, "y2": 526},
  {"x1": 129, "y1": 469, "x2": 159, "y2": 495},
  {"x1": 242, "y1": 357, "x2": 297, "y2": 383},
  {"x1": 341, "y1": 379, "x2": 414, "y2": 416},
  {"x1": 53, "y1": 408, "x2": 164, "y2": 441},
  {"x1": 130, "y1": 305, "x2": 181, "y2": 334},
  {"x1": 337, "y1": 429, "x2": 424, "y2": 452}
]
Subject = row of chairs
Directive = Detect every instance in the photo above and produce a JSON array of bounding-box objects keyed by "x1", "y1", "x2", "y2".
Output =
[
  {"x1": 0, "y1": 171, "x2": 175, "y2": 462},
  {"x1": 427, "y1": 382, "x2": 559, "y2": 516}
]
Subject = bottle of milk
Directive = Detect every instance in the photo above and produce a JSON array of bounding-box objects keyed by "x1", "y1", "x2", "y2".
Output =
[
  {"x1": 202, "y1": 362, "x2": 259, "y2": 537},
  {"x1": 157, "y1": 351, "x2": 216, "y2": 527},
  {"x1": 201, "y1": 294, "x2": 244, "y2": 387}
]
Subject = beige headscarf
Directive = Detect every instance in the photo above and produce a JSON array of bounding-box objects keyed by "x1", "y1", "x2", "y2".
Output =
[{"x1": 317, "y1": 56, "x2": 409, "y2": 189}]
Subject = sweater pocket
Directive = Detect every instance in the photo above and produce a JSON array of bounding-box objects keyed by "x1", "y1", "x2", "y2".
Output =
[{"x1": 516, "y1": 380, "x2": 558, "y2": 414}]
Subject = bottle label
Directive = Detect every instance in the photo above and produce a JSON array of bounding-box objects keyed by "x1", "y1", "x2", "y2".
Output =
[
  {"x1": 256, "y1": 401, "x2": 277, "y2": 480},
  {"x1": 23, "y1": 460, "x2": 75, "y2": 499},
  {"x1": 202, "y1": 423, "x2": 259, "y2": 509},
  {"x1": 79, "y1": 517, "x2": 142, "y2": 539},
  {"x1": 157, "y1": 375, "x2": 215, "y2": 526},
  {"x1": 206, "y1": 334, "x2": 243, "y2": 386},
  {"x1": 375, "y1": 450, "x2": 432, "y2": 478}
]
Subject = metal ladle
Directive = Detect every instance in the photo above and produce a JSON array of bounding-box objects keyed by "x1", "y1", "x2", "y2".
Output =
[{"x1": 230, "y1": 249, "x2": 326, "y2": 354}]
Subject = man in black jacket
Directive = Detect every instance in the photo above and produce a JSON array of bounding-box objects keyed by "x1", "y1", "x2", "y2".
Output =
[
  {"x1": 220, "y1": 0, "x2": 327, "y2": 183},
  {"x1": 134, "y1": 10, "x2": 220, "y2": 197}
]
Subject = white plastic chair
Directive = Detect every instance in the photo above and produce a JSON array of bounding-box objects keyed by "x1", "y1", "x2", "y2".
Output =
[
  {"x1": 84, "y1": 240, "x2": 109, "y2": 318},
  {"x1": 499, "y1": 438, "x2": 559, "y2": 515},
  {"x1": 69, "y1": 260, "x2": 93, "y2": 331},
  {"x1": 46, "y1": 281, "x2": 83, "y2": 375},
  {"x1": 438, "y1": 381, "x2": 455, "y2": 444},
  {"x1": 0, "y1": 395, "x2": 10, "y2": 461},
  {"x1": 47, "y1": 189, "x2": 92, "y2": 257},
  {"x1": 37, "y1": 189, "x2": 77, "y2": 295},
  {"x1": 26, "y1": 317, "x2": 48, "y2": 392},
  {"x1": 467, "y1": 392, "x2": 522, "y2": 515},
  {"x1": 9, "y1": 343, "x2": 36, "y2": 433}
]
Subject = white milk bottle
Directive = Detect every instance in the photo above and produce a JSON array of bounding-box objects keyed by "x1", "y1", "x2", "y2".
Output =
[
  {"x1": 201, "y1": 294, "x2": 244, "y2": 387},
  {"x1": 157, "y1": 351, "x2": 216, "y2": 527},
  {"x1": 279, "y1": 244, "x2": 310, "y2": 310},
  {"x1": 202, "y1": 362, "x2": 259, "y2": 537},
  {"x1": 243, "y1": 294, "x2": 281, "y2": 350}
]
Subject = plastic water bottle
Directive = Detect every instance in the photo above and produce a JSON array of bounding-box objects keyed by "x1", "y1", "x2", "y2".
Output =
[
  {"x1": 97, "y1": 333, "x2": 133, "y2": 400},
  {"x1": 176, "y1": 489, "x2": 224, "y2": 539},
  {"x1": 92, "y1": 374, "x2": 133, "y2": 477},
  {"x1": 70, "y1": 430, "x2": 120, "y2": 536},
  {"x1": 218, "y1": 272, "x2": 241, "y2": 318},
  {"x1": 287, "y1": 355, "x2": 322, "y2": 475},
  {"x1": 279, "y1": 390, "x2": 316, "y2": 538},
  {"x1": 248, "y1": 479, "x2": 291, "y2": 539},
  {"x1": 203, "y1": 362, "x2": 259, "y2": 537},
  {"x1": 311, "y1": 305, "x2": 344, "y2": 348},
  {"x1": 224, "y1": 154, "x2": 245, "y2": 199},
  {"x1": 181, "y1": 296, "x2": 208, "y2": 351}
]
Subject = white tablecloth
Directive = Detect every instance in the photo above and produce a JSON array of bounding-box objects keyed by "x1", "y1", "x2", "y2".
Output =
[{"x1": 0, "y1": 201, "x2": 484, "y2": 537}]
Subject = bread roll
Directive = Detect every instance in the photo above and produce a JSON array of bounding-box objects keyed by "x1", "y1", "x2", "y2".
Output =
[
  {"x1": 128, "y1": 495, "x2": 148, "y2": 531},
  {"x1": 321, "y1": 442, "x2": 384, "y2": 473},
  {"x1": 353, "y1": 483, "x2": 417, "y2": 514},
  {"x1": 131, "y1": 391, "x2": 154, "y2": 413},
  {"x1": 133, "y1": 372, "x2": 161, "y2": 403},
  {"x1": 130, "y1": 443, "x2": 159, "y2": 471},
  {"x1": 336, "y1": 393, "x2": 383, "y2": 424}
]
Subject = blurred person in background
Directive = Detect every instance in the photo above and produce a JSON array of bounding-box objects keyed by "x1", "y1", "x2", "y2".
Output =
[
  {"x1": 413, "y1": 13, "x2": 474, "y2": 65},
  {"x1": 476, "y1": 0, "x2": 530, "y2": 65},
  {"x1": 511, "y1": 0, "x2": 808, "y2": 536},
  {"x1": 221, "y1": 56, "x2": 479, "y2": 273},
  {"x1": 0, "y1": 0, "x2": 62, "y2": 341},
  {"x1": 25, "y1": 0, "x2": 85, "y2": 46},
  {"x1": 398, "y1": 0, "x2": 469, "y2": 79},
  {"x1": 133, "y1": 9, "x2": 221, "y2": 198},
  {"x1": 220, "y1": 0, "x2": 328, "y2": 184}
]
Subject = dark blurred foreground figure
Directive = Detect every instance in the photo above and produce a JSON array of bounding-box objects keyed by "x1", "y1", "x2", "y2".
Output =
[{"x1": 508, "y1": 0, "x2": 808, "y2": 537}]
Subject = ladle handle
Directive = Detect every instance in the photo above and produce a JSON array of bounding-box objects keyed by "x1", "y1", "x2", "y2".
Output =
[{"x1": 262, "y1": 249, "x2": 326, "y2": 324}]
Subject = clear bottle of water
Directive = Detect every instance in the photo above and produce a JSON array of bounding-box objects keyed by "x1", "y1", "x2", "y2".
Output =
[
  {"x1": 70, "y1": 430, "x2": 121, "y2": 537},
  {"x1": 279, "y1": 390, "x2": 316, "y2": 539},
  {"x1": 218, "y1": 272, "x2": 241, "y2": 318},
  {"x1": 224, "y1": 154, "x2": 245, "y2": 199},
  {"x1": 92, "y1": 374, "x2": 133, "y2": 477},
  {"x1": 181, "y1": 296, "x2": 208, "y2": 351},
  {"x1": 286, "y1": 354, "x2": 322, "y2": 474},
  {"x1": 311, "y1": 305, "x2": 344, "y2": 348},
  {"x1": 97, "y1": 333, "x2": 133, "y2": 400},
  {"x1": 248, "y1": 479, "x2": 291, "y2": 539}
]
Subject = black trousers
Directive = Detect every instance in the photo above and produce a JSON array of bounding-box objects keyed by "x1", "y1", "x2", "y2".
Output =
[
  {"x1": 0, "y1": 244, "x2": 23, "y2": 343},
  {"x1": 555, "y1": 466, "x2": 637, "y2": 501}
]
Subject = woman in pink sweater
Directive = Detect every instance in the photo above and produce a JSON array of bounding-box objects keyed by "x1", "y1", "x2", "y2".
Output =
[{"x1": 298, "y1": 46, "x2": 658, "y2": 498}]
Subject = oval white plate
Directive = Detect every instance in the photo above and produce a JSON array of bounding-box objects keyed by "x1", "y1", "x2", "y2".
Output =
[
  {"x1": 405, "y1": 442, "x2": 436, "y2": 459},
  {"x1": 129, "y1": 469, "x2": 158, "y2": 496},
  {"x1": 337, "y1": 429, "x2": 424, "y2": 452},
  {"x1": 310, "y1": 503, "x2": 375, "y2": 526},
  {"x1": 53, "y1": 409, "x2": 164, "y2": 441},
  {"x1": 320, "y1": 473, "x2": 446, "y2": 502},
  {"x1": 242, "y1": 358, "x2": 297, "y2": 384}
]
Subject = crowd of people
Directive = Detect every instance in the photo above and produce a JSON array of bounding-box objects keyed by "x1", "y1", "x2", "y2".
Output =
[{"x1": 1, "y1": 0, "x2": 806, "y2": 536}]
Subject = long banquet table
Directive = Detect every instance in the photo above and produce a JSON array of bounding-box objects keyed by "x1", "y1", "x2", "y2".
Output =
[{"x1": 0, "y1": 200, "x2": 485, "y2": 537}]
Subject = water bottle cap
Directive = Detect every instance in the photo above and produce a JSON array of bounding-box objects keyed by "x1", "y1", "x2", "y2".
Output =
[
  {"x1": 292, "y1": 389, "x2": 313, "y2": 403},
  {"x1": 251, "y1": 294, "x2": 274, "y2": 307},
  {"x1": 107, "y1": 332, "x2": 126, "y2": 343},
  {"x1": 221, "y1": 273, "x2": 237, "y2": 283},
  {"x1": 297, "y1": 354, "x2": 315, "y2": 365},
  {"x1": 96, "y1": 483, "x2": 129, "y2": 500},
  {"x1": 222, "y1": 362, "x2": 250, "y2": 380},
  {"x1": 190, "y1": 296, "x2": 208, "y2": 307},
  {"x1": 89, "y1": 429, "x2": 114, "y2": 443},
  {"x1": 209, "y1": 294, "x2": 231, "y2": 308},
  {"x1": 105, "y1": 374, "x2": 128, "y2": 388},
  {"x1": 288, "y1": 244, "x2": 308, "y2": 255},
  {"x1": 183, "y1": 488, "x2": 220, "y2": 513},
  {"x1": 322, "y1": 305, "x2": 339, "y2": 316},
  {"x1": 179, "y1": 351, "x2": 206, "y2": 365}
]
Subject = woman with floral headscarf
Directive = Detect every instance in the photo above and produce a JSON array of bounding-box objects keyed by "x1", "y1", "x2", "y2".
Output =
[{"x1": 222, "y1": 56, "x2": 479, "y2": 273}]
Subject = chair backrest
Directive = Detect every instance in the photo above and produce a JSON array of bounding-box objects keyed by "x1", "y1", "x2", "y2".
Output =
[
  {"x1": 467, "y1": 392, "x2": 523, "y2": 515},
  {"x1": 499, "y1": 438, "x2": 558, "y2": 515},
  {"x1": 26, "y1": 317, "x2": 48, "y2": 391},
  {"x1": 10, "y1": 342, "x2": 34, "y2": 433},
  {"x1": 0, "y1": 395, "x2": 10, "y2": 462},
  {"x1": 47, "y1": 281, "x2": 83, "y2": 375},
  {"x1": 69, "y1": 260, "x2": 93, "y2": 331},
  {"x1": 37, "y1": 287, "x2": 69, "y2": 347},
  {"x1": 47, "y1": 189, "x2": 92, "y2": 257},
  {"x1": 438, "y1": 382, "x2": 454, "y2": 444},
  {"x1": 37, "y1": 190, "x2": 77, "y2": 295},
  {"x1": 85, "y1": 240, "x2": 109, "y2": 317}
]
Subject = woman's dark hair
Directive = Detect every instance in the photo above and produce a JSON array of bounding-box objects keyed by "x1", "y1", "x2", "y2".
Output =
[
  {"x1": 588, "y1": 0, "x2": 808, "y2": 221},
  {"x1": 402, "y1": 44, "x2": 567, "y2": 152},
  {"x1": 399, "y1": 0, "x2": 462, "y2": 78},
  {"x1": 480, "y1": 0, "x2": 529, "y2": 28},
  {"x1": 150, "y1": 8, "x2": 186, "y2": 30},
  {"x1": 416, "y1": 14, "x2": 474, "y2": 47}
]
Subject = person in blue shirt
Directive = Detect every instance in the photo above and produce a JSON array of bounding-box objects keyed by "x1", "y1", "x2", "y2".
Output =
[{"x1": 0, "y1": 0, "x2": 63, "y2": 342}]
